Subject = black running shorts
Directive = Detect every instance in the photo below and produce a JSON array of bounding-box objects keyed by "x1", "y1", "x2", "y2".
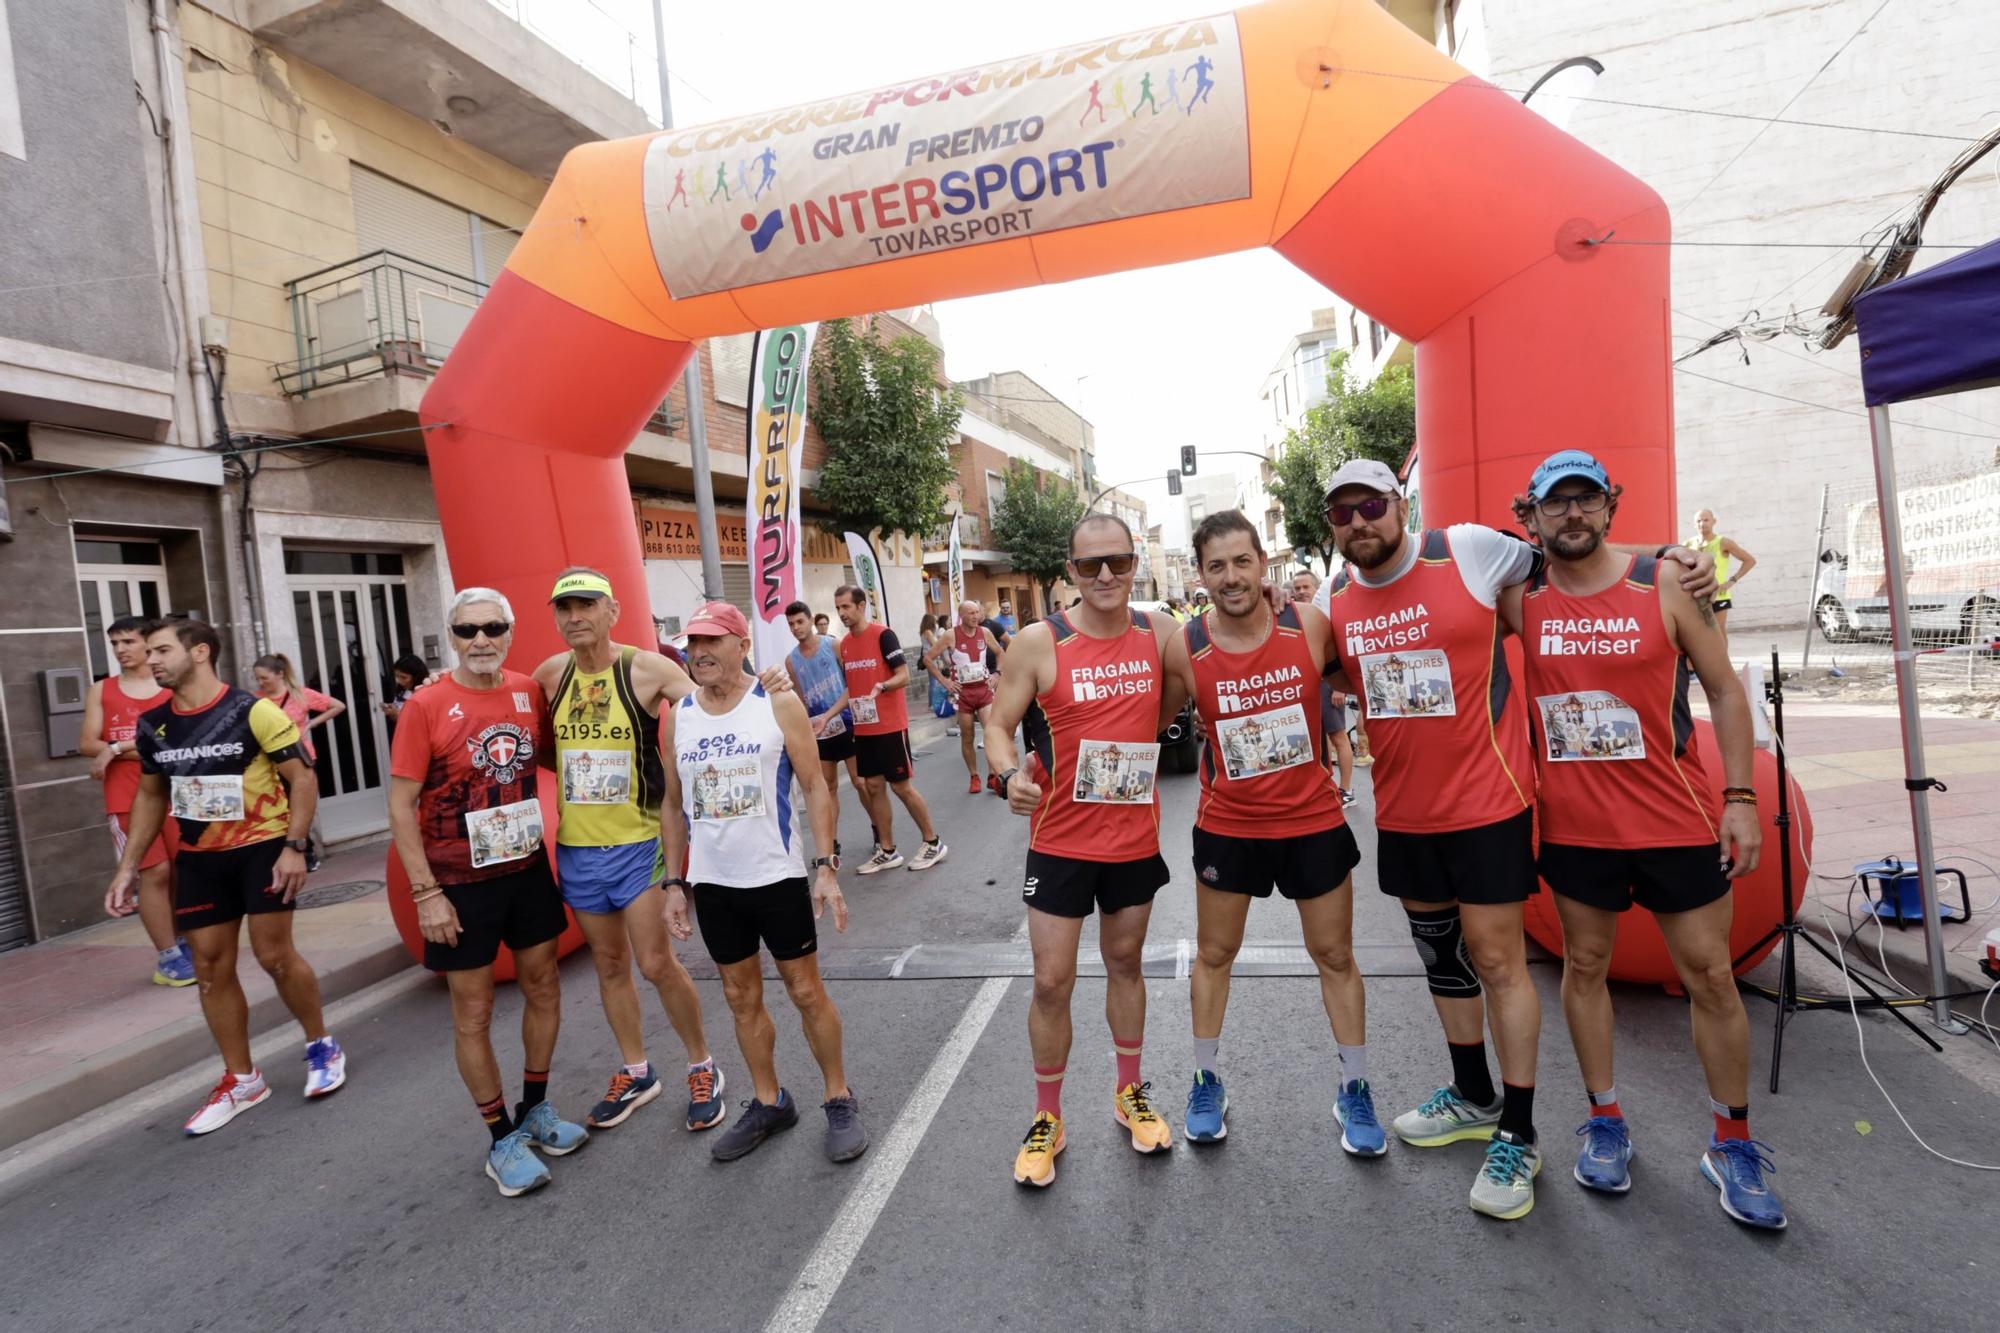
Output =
[
  {"x1": 1022, "y1": 850, "x2": 1170, "y2": 919},
  {"x1": 854, "y1": 731, "x2": 914, "y2": 783},
  {"x1": 424, "y1": 858, "x2": 570, "y2": 972},
  {"x1": 816, "y1": 728, "x2": 857, "y2": 765},
  {"x1": 693, "y1": 877, "x2": 816, "y2": 966},
  {"x1": 173, "y1": 838, "x2": 293, "y2": 931},
  {"x1": 1537, "y1": 842, "x2": 1732, "y2": 915},
  {"x1": 1376, "y1": 810, "x2": 1538, "y2": 906},
  {"x1": 1193, "y1": 824, "x2": 1361, "y2": 901}
]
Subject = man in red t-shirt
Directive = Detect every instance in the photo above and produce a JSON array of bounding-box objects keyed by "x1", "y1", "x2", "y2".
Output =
[
  {"x1": 388, "y1": 587, "x2": 585, "y2": 1198},
  {"x1": 84, "y1": 615, "x2": 189, "y2": 986},
  {"x1": 835, "y1": 585, "x2": 945, "y2": 874}
]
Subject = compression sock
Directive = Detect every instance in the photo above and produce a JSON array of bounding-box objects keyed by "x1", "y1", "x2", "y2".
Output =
[
  {"x1": 517, "y1": 1068, "x2": 549, "y2": 1120},
  {"x1": 1192, "y1": 1035, "x2": 1220, "y2": 1078},
  {"x1": 1711, "y1": 1097, "x2": 1751, "y2": 1142},
  {"x1": 1449, "y1": 1041, "x2": 1498, "y2": 1107},
  {"x1": 1113, "y1": 1035, "x2": 1143, "y2": 1092},
  {"x1": 1498, "y1": 1082, "x2": 1536, "y2": 1144},
  {"x1": 1035, "y1": 1065, "x2": 1065, "y2": 1119},
  {"x1": 477, "y1": 1093, "x2": 513, "y2": 1144},
  {"x1": 1588, "y1": 1085, "x2": 1623, "y2": 1121}
]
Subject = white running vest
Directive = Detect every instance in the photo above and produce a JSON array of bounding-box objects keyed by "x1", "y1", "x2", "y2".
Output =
[{"x1": 674, "y1": 684, "x2": 801, "y2": 888}]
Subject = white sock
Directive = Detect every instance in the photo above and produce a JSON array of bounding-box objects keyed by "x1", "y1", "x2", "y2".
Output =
[
  {"x1": 623, "y1": 1060, "x2": 650, "y2": 1079},
  {"x1": 1192, "y1": 1036, "x2": 1220, "y2": 1077},
  {"x1": 1337, "y1": 1044, "x2": 1368, "y2": 1086}
]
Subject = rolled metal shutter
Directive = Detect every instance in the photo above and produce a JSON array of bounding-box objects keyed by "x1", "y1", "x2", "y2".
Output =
[
  {"x1": 0, "y1": 707, "x2": 30, "y2": 951},
  {"x1": 351, "y1": 167, "x2": 476, "y2": 277}
]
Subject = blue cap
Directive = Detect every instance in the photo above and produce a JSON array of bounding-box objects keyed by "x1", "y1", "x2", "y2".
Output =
[{"x1": 1528, "y1": 449, "x2": 1610, "y2": 501}]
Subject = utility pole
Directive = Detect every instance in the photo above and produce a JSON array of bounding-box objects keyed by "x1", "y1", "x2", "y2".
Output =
[{"x1": 652, "y1": 0, "x2": 725, "y2": 602}]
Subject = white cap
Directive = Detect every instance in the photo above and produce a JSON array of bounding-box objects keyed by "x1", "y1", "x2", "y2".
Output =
[{"x1": 1324, "y1": 458, "x2": 1404, "y2": 499}]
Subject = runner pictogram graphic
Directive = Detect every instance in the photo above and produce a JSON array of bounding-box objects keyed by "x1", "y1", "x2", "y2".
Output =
[
  {"x1": 1164, "y1": 67, "x2": 1185, "y2": 113},
  {"x1": 1111, "y1": 75, "x2": 1130, "y2": 117},
  {"x1": 1135, "y1": 71, "x2": 1161, "y2": 116},
  {"x1": 1186, "y1": 54, "x2": 1216, "y2": 111},
  {"x1": 1080, "y1": 78, "x2": 1107, "y2": 126},
  {"x1": 666, "y1": 167, "x2": 689, "y2": 212},
  {"x1": 753, "y1": 145, "x2": 779, "y2": 199},
  {"x1": 710, "y1": 161, "x2": 732, "y2": 203},
  {"x1": 736, "y1": 157, "x2": 754, "y2": 198}
]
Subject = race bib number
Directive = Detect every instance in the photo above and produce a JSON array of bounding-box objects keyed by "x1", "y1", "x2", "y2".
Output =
[
  {"x1": 954, "y1": 661, "x2": 989, "y2": 686},
  {"x1": 1215, "y1": 703, "x2": 1314, "y2": 781},
  {"x1": 1359, "y1": 650, "x2": 1456, "y2": 719},
  {"x1": 1536, "y1": 691, "x2": 1646, "y2": 762},
  {"x1": 465, "y1": 798, "x2": 544, "y2": 868},
  {"x1": 1070, "y1": 739, "x2": 1160, "y2": 805},
  {"x1": 562, "y1": 749, "x2": 632, "y2": 804},
  {"x1": 691, "y1": 759, "x2": 766, "y2": 822},
  {"x1": 818, "y1": 711, "x2": 847, "y2": 739},
  {"x1": 170, "y1": 775, "x2": 244, "y2": 822},
  {"x1": 851, "y1": 694, "x2": 880, "y2": 726}
]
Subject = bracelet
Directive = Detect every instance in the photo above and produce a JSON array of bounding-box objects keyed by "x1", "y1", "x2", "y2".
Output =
[
  {"x1": 408, "y1": 880, "x2": 439, "y2": 899},
  {"x1": 411, "y1": 888, "x2": 444, "y2": 905},
  {"x1": 1723, "y1": 794, "x2": 1758, "y2": 806},
  {"x1": 1721, "y1": 786, "x2": 1756, "y2": 797}
]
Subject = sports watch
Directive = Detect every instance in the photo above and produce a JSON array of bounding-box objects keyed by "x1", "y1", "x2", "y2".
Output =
[
  {"x1": 662, "y1": 876, "x2": 691, "y2": 894},
  {"x1": 810, "y1": 854, "x2": 839, "y2": 872},
  {"x1": 284, "y1": 838, "x2": 310, "y2": 854}
]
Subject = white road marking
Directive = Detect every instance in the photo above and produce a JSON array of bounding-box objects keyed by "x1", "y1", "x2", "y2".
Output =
[{"x1": 762, "y1": 973, "x2": 1012, "y2": 1333}]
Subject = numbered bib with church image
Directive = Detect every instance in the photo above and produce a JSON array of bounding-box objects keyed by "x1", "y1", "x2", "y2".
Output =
[
  {"x1": 1071, "y1": 738, "x2": 1160, "y2": 804},
  {"x1": 561, "y1": 748, "x2": 632, "y2": 804},
  {"x1": 690, "y1": 758, "x2": 767, "y2": 822},
  {"x1": 1360, "y1": 649, "x2": 1456, "y2": 718},
  {"x1": 1214, "y1": 702, "x2": 1314, "y2": 781},
  {"x1": 1537, "y1": 690, "x2": 1645, "y2": 761},
  {"x1": 465, "y1": 798, "x2": 544, "y2": 869}
]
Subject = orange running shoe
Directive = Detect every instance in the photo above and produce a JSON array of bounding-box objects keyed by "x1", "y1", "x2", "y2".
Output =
[
  {"x1": 1115, "y1": 1081, "x2": 1173, "y2": 1154},
  {"x1": 1013, "y1": 1111, "x2": 1065, "y2": 1187}
]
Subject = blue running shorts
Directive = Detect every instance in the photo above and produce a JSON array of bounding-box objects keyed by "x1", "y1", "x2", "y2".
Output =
[{"x1": 556, "y1": 839, "x2": 667, "y2": 914}]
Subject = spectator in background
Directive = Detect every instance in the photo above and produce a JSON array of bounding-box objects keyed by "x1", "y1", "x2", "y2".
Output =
[
  {"x1": 252, "y1": 653, "x2": 344, "y2": 871},
  {"x1": 994, "y1": 598, "x2": 1018, "y2": 634},
  {"x1": 814, "y1": 613, "x2": 832, "y2": 638},
  {"x1": 1686, "y1": 509, "x2": 1757, "y2": 643},
  {"x1": 381, "y1": 654, "x2": 430, "y2": 732}
]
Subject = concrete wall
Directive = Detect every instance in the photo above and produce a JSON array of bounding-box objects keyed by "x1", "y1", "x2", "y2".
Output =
[
  {"x1": 1477, "y1": 0, "x2": 2000, "y2": 631},
  {"x1": 0, "y1": 0, "x2": 172, "y2": 371},
  {"x1": 0, "y1": 464, "x2": 227, "y2": 938},
  {"x1": 179, "y1": 1, "x2": 546, "y2": 422}
]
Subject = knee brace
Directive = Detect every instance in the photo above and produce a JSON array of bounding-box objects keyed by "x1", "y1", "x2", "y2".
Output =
[{"x1": 1404, "y1": 905, "x2": 1482, "y2": 998}]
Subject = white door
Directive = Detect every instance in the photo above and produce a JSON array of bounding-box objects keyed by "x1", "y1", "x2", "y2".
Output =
[
  {"x1": 286, "y1": 551, "x2": 415, "y2": 842},
  {"x1": 76, "y1": 536, "x2": 171, "y2": 679}
]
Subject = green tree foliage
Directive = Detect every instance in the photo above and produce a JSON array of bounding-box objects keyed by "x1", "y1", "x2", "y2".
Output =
[
  {"x1": 1272, "y1": 347, "x2": 1416, "y2": 572},
  {"x1": 810, "y1": 316, "x2": 964, "y2": 539},
  {"x1": 990, "y1": 459, "x2": 1085, "y2": 611}
]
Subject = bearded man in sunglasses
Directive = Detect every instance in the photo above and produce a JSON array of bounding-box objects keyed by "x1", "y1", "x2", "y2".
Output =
[{"x1": 1311, "y1": 459, "x2": 1715, "y2": 1221}]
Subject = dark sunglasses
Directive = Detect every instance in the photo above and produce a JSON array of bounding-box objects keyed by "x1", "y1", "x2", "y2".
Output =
[
  {"x1": 1071, "y1": 553, "x2": 1137, "y2": 578},
  {"x1": 450, "y1": 621, "x2": 512, "y2": 640},
  {"x1": 1325, "y1": 496, "x2": 1396, "y2": 526}
]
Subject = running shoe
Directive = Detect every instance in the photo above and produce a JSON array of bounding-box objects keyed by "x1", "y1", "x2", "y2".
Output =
[
  {"x1": 1335, "y1": 1079, "x2": 1388, "y2": 1157},
  {"x1": 1469, "y1": 1130, "x2": 1541, "y2": 1220},
  {"x1": 968, "y1": 775, "x2": 983, "y2": 794},
  {"x1": 907, "y1": 839, "x2": 948, "y2": 872},
  {"x1": 303, "y1": 1036, "x2": 346, "y2": 1098},
  {"x1": 987, "y1": 774, "x2": 1006, "y2": 798},
  {"x1": 1393, "y1": 1084, "x2": 1503, "y2": 1147},
  {"x1": 1013, "y1": 1111, "x2": 1065, "y2": 1187},
  {"x1": 153, "y1": 947, "x2": 196, "y2": 988},
  {"x1": 518, "y1": 1102, "x2": 588, "y2": 1156},
  {"x1": 586, "y1": 1066, "x2": 662, "y2": 1128},
  {"x1": 1574, "y1": 1116, "x2": 1634, "y2": 1193},
  {"x1": 822, "y1": 1092, "x2": 869, "y2": 1162},
  {"x1": 1354, "y1": 753, "x2": 1374, "y2": 767},
  {"x1": 485, "y1": 1129, "x2": 551, "y2": 1197},
  {"x1": 1700, "y1": 1137, "x2": 1787, "y2": 1230},
  {"x1": 710, "y1": 1091, "x2": 800, "y2": 1161},
  {"x1": 1340, "y1": 788, "x2": 1358, "y2": 809},
  {"x1": 1114, "y1": 1081, "x2": 1172, "y2": 1154},
  {"x1": 857, "y1": 847, "x2": 904, "y2": 875},
  {"x1": 183, "y1": 1070, "x2": 270, "y2": 1136},
  {"x1": 686, "y1": 1062, "x2": 727, "y2": 1130},
  {"x1": 1184, "y1": 1070, "x2": 1228, "y2": 1143}
]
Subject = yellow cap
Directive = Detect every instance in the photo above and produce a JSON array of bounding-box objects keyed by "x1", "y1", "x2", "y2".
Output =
[{"x1": 548, "y1": 571, "x2": 614, "y2": 603}]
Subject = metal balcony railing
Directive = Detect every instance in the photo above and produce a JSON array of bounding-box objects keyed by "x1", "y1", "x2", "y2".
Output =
[
  {"x1": 274, "y1": 249, "x2": 682, "y2": 431},
  {"x1": 925, "y1": 512, "x2": 984, "y2": 550}
]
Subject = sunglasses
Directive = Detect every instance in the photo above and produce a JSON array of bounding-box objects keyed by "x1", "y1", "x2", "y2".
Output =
[
  {"x1": 1071, "y1": 553, "x2": 1137, "y2": 578},
  {"x1": 1534, "y1": 490, "x2": 1609, "y2": 517},
  {"x1": 1325, "y1": 496, "x2": 1396, "y2": 526},
  {"x1": 450, "y1": 621, "x2": 512, "y2": 640}
]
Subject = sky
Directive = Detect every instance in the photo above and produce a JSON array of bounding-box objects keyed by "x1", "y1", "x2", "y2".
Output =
[{"x1": 563, "y1": 0, "x2": 1332, "y2": 523}]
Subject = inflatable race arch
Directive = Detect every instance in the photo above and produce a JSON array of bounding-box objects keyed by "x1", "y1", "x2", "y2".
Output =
[{"x1": 412, "y1": 0, "x2": 1798, "y2": 984}]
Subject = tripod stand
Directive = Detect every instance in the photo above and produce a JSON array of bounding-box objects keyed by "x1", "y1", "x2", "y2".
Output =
[{"x1": 1733, "y1": 650, "x2": 1941, "y2": 1093}]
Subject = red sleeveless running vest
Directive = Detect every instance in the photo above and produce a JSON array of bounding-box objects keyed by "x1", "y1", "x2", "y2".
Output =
[
  {"x1": 1521, "y1": 555, "x2": 1719, "y2": 848},
  {"x1": 100, "y1": 675, "x2": 171, "y2": 815},
  {"x1": 1184, "y1": 604, "x2": 1342, "y2": 837},
  {"x1": 1325, "y1": 529, "x2": 1533, "y2": 834},
  {"x1": 1029, "y1": 608, "x2": 1164, "y2": 861}
]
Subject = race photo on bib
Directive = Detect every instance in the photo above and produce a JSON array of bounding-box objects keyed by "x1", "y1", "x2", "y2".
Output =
[
  {"x1": 562, "y1": 749, "x2": 632, "y2": 804},
  {"x1": 851, "y1": 695, "x2": 880, "y2": 726},
  {"x1": 171, "y1": 774, "x2": 245, "y2": 821},
  {"x1": 690, "y1": 758, "x2": 766, "y2": 822},
  {"x1": 1071, "y1": 739, "x2": 1161, "y2": 804},
  {"x1": 1360, "y1": 649, "x2": 1456, "y2": 718},
  {"x1": 1215, "y1": 703, "x2": 1314, "y2": 780},
  {"x1": 1537, "y1": 691, "x2": 1646, "y2": 761},
  {"x1": 465, "y1": 798, "x2": 544, "y2": 869}
]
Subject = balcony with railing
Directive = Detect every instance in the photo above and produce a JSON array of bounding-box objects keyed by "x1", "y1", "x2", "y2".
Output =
[{"x1": 274, "y1": 250, "x2": 681, "y2": 431}]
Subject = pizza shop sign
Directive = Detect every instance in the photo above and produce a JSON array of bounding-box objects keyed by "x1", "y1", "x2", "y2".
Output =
[{"x1": 636, "y1": 504, "x2": 747, "y2": 561}]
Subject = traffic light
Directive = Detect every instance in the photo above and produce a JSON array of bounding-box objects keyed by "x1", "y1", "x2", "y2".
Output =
[
  {"x1": 1167, "y1": 470, "x2": 1182, "y2": 496},
  {"x1": 1179, "y1": 446, "x2": 1198, "y2": 475}
]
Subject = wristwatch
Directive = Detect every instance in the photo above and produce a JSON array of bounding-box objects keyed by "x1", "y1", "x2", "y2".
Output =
[
  {"x1": 662, "y1": 876, "x2": 691, "y2": 894},
  {"x1": 810, "y1": 854, "x2": 839, "y2": 872},
  {"x1": 284, "y1": 838, "x2": 310, "y2": 854},
  {"x1": 997, "y1": 767, "x2": 1020, "y2": 790}
]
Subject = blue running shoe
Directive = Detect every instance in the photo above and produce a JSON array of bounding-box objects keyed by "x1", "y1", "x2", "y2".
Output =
[
  {"x1": 1185, "y1": 1070, "x2": 1228, "y2": 1143},
  {"x1": 586, "y1": 1066, "x2": 662, "y2": 1128},
  {"x1": 485, "y1": 1129, "x2": 551, "y2": 1197},
  {"x1": 1334, "y1": 1079, "x2": 1387, "y2": 1157},
  {"x1": 1573, "y1": 1116, "x2": 1634, "y2": 1193},
  {"x1": 686, "y1": 1061, "x2": 727, "y2": 1131},
  {"x1": 303, "y1": 1036, "x2": 346, "y2": 1098},
  {"x1": 1700, "y1": 1137, "x2": 1787, "y2": 1230},
  {"x1": 518, "y1": 1102, "x2": 588, "y2": 1156},
  {"x1": 153, "y1": 947, "x2": 196, "y2": 988}
]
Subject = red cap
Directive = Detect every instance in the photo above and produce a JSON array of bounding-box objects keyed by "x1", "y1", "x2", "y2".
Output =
[{"x1": 684, "y1": 601, "x2": 750, "y2": 639}]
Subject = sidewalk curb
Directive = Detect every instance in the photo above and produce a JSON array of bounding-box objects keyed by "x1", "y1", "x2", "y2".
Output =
[{"x1": 0, "y1": 938, "x2": 418, "y2": 1154}]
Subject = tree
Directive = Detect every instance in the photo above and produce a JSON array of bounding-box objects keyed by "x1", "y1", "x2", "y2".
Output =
[
  {"x1": 989, "y1": 459, "x2": 1085, "y2": 612},
  {"x1": 810, "y1": 316, "x2": 963, "y2": 540},
  {"x1": 1271, "y1": 347, "x2": 1416, "y2": 572}
]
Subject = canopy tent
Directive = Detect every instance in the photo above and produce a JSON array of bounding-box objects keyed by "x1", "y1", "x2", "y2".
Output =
[{"x1": 1847, "y1": 235, "x2": 2000, "y2": 1031}]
